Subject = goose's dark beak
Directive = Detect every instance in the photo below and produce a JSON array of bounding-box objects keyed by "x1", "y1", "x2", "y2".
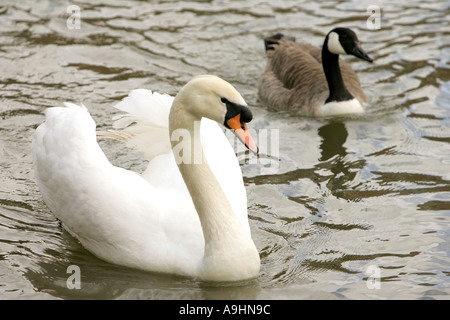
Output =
[
  {"x1": 352, "y1": 42, "x2": 373, "y2": 63},
  {"x1": 226, "y1": 114, "x2": 258, "y2": 154}
]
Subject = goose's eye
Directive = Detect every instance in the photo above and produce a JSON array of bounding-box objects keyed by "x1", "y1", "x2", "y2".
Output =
[{"x1": 220, "y1": 97, "x2": 228, "y2": 104}]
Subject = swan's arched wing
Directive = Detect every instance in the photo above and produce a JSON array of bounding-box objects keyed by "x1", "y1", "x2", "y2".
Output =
[
  {"x1": 32, "y1": 103, "x2": 204, "y2": 276},
  {"x1": 99, "y1": 89, "x2": 174, "y2": 162},
  {"x1": 32, "y1": 103, "x2": 166, "y2": 243}
]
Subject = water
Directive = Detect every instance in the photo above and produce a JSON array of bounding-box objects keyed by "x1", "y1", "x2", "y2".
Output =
[{"x1": 0, "y1": 0, "x2": 449, "y2": 300}]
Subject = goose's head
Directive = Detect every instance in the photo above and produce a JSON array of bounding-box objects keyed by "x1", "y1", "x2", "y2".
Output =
[
  {"x1": 171, "y1": 75, "x2": 258, "y2": 153},
  {"x1": 326, "y1": 28, "x2": 373, "y2": 63}
]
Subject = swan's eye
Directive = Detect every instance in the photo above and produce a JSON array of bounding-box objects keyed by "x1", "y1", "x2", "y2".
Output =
[{"x1": 220, "y1": 97, "x2": 228, "y2": 104}]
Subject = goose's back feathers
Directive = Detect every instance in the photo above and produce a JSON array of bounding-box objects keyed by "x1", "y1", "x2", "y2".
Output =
[{"x1": 259, "y1": 36, "x2": 366, "y2": 114}]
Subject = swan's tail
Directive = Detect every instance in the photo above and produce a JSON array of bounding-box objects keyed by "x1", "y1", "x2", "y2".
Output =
[
  {"x1": 32, "y1": 103, "x2": 113, "y2": 219},
  {"x1": 33, "y1": 103, "x2": 100, "y2": 160},
  {"x1": 97, "y1": 89, "x2": 174, "y2": 161}
]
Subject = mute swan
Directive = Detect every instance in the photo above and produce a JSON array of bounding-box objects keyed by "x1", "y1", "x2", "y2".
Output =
[
  {"x1": 32, "y1": 75, "x2": 260, "y2": 282},
  {"x1": 259, "y1": 28, "x2": 373, "y2": 116}
]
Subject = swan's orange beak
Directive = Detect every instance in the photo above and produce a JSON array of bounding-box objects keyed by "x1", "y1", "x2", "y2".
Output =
[{"x1": 226, "y1": 114, "x2": 258, "y2": 154}]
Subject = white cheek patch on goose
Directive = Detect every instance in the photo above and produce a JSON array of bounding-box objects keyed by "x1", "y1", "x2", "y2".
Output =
[{"x1": 327, "y1": 32, "x2": 346, "y2": 55}]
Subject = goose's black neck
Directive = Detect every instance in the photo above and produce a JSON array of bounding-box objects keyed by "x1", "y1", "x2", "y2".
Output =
[{"x1": 322, "y1": 42, "x2": 354, "y2": 103}]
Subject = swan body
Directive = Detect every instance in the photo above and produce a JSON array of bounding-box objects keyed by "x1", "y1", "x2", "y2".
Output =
[
  {"x1": 259, "y1": 28, "x2": 373, "y2": 116},
  {"x1": 32, "y1": 75, "x2": 260, "y2": 281}
]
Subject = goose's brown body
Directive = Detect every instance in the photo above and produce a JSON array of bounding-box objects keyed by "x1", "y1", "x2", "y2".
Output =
[{"x1": 258, "y1": 36, "x2": 367, "y2": 114}]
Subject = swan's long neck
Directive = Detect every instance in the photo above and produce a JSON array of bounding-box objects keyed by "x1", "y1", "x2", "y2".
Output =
[
  {"x1": 322, "y1": 40, "x2": 354, "y2": 103},
  {"x1": 168, "y1": 100, "x2": 260, "y2": 281}
]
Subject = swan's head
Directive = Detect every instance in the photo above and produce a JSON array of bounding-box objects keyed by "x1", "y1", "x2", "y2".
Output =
[
  {"x1": 326, "y1": 28, "x2": 373, "y2": 63},
  {"x1": 172, "y1": 75, "x2": 258, "y2": 153}
]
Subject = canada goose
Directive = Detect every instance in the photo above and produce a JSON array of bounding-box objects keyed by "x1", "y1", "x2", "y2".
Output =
[
  {"x1": 259, "y1": 28, "x2": 373, "y2": 116},
  {"x1": 32, "y1": 75, "x2": 260, "y2": 282}
]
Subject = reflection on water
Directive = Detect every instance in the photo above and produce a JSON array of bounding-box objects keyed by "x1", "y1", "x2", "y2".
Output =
[
  {"x1": 0, "y1": 0, "x2": 449, "y2": 299},
  {"x1": 319, "y1": 122, "x2": 348, "y2": 162},
  {"x1": 24, "y1": 249, "x2": 263, "y2": 300}
]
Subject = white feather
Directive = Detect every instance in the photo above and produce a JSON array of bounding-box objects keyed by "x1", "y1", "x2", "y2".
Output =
[
  {"x1": 103, "y1": 89, "x2": 173, "y2": 161},
  {"x1": 315, "y1": 98, "x2": 364, "y2": 116}
]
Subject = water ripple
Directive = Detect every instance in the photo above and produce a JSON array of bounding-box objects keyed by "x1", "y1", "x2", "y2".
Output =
[{"x1": 0, "y1": 0, "x2": 449, "y2": 299}]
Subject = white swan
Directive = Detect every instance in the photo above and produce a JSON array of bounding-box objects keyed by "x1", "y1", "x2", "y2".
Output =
[{"x1": 32, "y1": 75, "x2": 260, "y2": 282}]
